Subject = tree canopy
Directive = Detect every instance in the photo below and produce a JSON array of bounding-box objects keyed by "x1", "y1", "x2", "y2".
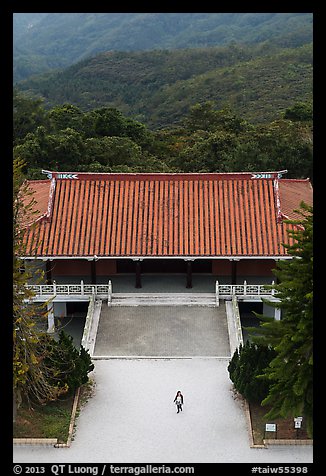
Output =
[
  {"x1": 247, "y1": 202, "x2": 313, "y2": 436},
  {"x1": 13, "y1": 159, "x2": 94, "y2": 417},
  {"x1": 13, "y1": 92, "x2": 313, "y2": 180}
]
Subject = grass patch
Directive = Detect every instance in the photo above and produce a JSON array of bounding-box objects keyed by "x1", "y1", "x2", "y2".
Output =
[
  {"x1": 13, "y1": 393, "x2": 74, "y2": 443},
  {"x1": 13, "y1": 380, "x2": 95, "y2": 443}
]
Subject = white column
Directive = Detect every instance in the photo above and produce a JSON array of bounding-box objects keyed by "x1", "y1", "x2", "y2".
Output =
[
  {"x1": 215, "y1": 280, "x2": 219, "y2": 307},
  {"x1": 47, "y1": 303, "x2": 55, "y2": 333},
  {"x1": 274, "y1": 308, "x2": 281, "y2": 321},
  {"x1": 263, "y1": 302, "x2": 281, "y2": 320}
]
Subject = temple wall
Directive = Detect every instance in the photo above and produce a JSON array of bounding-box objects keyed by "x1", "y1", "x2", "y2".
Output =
[{"x1": 52, "y1": 259, "x2": 117, "y2": 276}]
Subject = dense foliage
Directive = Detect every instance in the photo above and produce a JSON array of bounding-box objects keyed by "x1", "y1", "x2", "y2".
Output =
[
  {"x1": 14, "y1": 13, "x2": 312, "y2": 82},
  {"x1": 246, "y1": 203, "x2": 313, "y2": 436},
  {"x1": 228, "y1": 342, "x2": 276, "y2": 403},
  {"x1": 13, "y1": 159, "x2": 66, "y2": 414},
  {"x1": 13, "y1": 159, "x2": 94, "y2": 416},
  {"x1": 44, "y1": 331, "x2": 94, "y2": 393},
  {"x1": 13, "y1": 91, "x2": 313, "y2": 180}
]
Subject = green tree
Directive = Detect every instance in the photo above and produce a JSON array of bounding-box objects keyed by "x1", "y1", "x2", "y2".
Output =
[
  {"x1": 227, "y1": 120, "x2": 313, "y2": 178},
  {"x1": 13, "y1": 89, "x2": 49, "y2": 145},
  {"x1": 92, "y1": 107, "x2": 129, "y2": 137},
  {"x1": 184, "y1": 102, "x2": 247, "y2": 134},
  {"x1": 13, "y1": 159, "x2": 68, "y2": 418},
  {"x1": 249, "y1": 202, "x2": 313, "y2": 436},
  {"x1": 44, "y1": 331, "x2": 94, "y2": 393},
  {"x1": 176, "y1": 130, "x2": 239, "y2": 172},
  {"x1": 14, "y1": 126, "x2": 87, "y2": 173},
  {"x1": 13, "y1": 159, "x2": 95, "y2": 417},
  {"x1": 184, "y1": 101, "x2": 221, "y2": 132},
  {"x1": 84, "y1": 136, "x2": 142, "y2": 168},
  {"x1": 48, "y1": 104, "x2": 84, "y2": 132},
  {"x1": 228, "y1": 342, "x2": 276, "y2": 403},
  {"x1": 284, "y1": 102, "x2": 313, "y2": 122}
]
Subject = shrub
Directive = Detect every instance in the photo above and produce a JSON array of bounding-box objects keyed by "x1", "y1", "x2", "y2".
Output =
[
  {"x1": 228, "y1": 341, "x2": 276, "y2": 403},
  {"x1": 44, "y1": 331, "x2": 94, "y2": 395}
]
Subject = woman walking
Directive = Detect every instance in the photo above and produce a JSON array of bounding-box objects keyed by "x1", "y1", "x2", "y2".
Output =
[{"x1": 174, "y1": 390, "x2": 184, "y2": 413}]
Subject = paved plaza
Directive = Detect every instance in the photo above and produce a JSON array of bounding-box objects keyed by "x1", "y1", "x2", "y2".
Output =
[
  {"x1": 94, "y1": 305, "x2": 230, "y2": 357},
  {"x1": 13, "y1": 297, "x2": 313, "y2": 464},
  {"x1": 13, "y1": 359, "x2": 313, "y2": 463}
]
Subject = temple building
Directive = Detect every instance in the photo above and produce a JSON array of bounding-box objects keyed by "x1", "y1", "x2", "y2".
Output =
[{"x1": 21, "y1": 170, "x2": 313, "y2": 289}]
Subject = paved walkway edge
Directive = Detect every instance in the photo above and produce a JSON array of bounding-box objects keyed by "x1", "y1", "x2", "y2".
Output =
[
  {"x1": 243, "y1": 398, "x2": 267, "y2": 449},
  {"x1": 264, "y1": 439, "x2": 313, "y2": 446},
  {"x1": 13, "y1": 438, "x2": 58, "y2": 446},
  {"x1": 55, "y1": 387, "x2": 81, "y2": 448},
  {"x1": 88, "y1": 300, "x2": 103, "y2": 357}
]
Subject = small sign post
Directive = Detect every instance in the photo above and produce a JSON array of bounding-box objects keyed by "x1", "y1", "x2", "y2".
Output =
[
  {"x1": 294, "y1": 417, "x2": 303, "y2": 438},
  {"x1": 264, "y1": 423, "x2": 277, "y2": 440}
]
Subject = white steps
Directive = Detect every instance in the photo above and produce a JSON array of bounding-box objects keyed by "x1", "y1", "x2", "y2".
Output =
[{"x1": 110, "y1": 293, "x2": 217, "y2": 307}]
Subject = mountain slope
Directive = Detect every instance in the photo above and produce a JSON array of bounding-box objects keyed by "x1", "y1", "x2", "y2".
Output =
[
  {"x1": 13, "y1": 12, "x2": 313, "y2": 81},
  {"x1": 16, "y1": 42, "x2": 313, "y2": 128},
  {"x1": 13, "y1": 13, "x2": 48, "y2": 40}
]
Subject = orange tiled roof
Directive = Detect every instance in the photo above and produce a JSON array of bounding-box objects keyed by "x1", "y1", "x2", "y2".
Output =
[
  {"x1": 278, "y1": 179, "x2": 313, "y2": 221},
  {"x1": 22, "y1": 171, "x2": 312, "y2": 258},
  {"x1": 20, "y1": 179, "x2": 55, "y2": 227}
]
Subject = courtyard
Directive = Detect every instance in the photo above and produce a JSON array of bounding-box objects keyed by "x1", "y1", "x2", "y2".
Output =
[
  {"x1": 13, "y1": 358, "x2": 313, "y2": 463},
  {"x1": 14, "y1": 298, "x2": 313, "y2": 463}
]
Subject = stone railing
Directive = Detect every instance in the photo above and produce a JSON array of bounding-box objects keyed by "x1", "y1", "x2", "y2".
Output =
[
  {"x1": 81, "y1": 293, "x2": 96, "y2": 351},
  {"x1": 216, "y1": 280, "x2": 276, "y2": 305},
  {"x1": 26, "y1": 280, "x2": 112, "y2": 301},
  {"x1": 232, "y1": 292, "x2": 244, "y2": 349},
  {"x1": 26, "y1": 279, "x2": 274, "y2": 305}
]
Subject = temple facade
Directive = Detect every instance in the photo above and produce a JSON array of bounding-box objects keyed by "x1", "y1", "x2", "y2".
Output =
[{"x1": 21, "y1": 170, "x2": 313, "y2": 289}]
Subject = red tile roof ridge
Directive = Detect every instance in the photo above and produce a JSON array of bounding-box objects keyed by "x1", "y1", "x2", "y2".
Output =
[{"x1": 41, "y1": 170, "x2": 290, "y2": 181}]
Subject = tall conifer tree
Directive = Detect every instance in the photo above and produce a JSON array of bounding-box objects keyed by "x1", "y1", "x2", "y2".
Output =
[{"x1": 250, "y1": 202, "x2": 313, "y2": 435}]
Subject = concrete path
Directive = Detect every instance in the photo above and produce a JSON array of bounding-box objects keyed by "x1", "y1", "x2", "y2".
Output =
[
  {"x1": 13, "y1": 359, "x2": 313, "y2": 464},
  {"x1": 94, "y1": 305, "x2": 230, "y2": 357}
]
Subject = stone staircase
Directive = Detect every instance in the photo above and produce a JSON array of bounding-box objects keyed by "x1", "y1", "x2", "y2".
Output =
[{"x1": 109, "y1": 292, "x2": 217, "y2": 307}]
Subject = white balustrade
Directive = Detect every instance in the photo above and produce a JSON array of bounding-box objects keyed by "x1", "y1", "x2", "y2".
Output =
[
  {"x1": 232, "y1": 293, "x2": 244, "y2": 348},
  {"x1": 214, "y1": 281, "x2": 277, "y2": 299},
  {"x1": 25, "y1": 281, "x2": 110, "y2": 298},
  {"x1": 25, "y1": 280, "x2": 277, "y2": 301},
  {"x1": 81, "y1": 294, "x2": 95, "y2": 351}
]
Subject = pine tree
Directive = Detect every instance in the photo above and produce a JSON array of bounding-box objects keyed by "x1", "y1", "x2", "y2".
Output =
[
  {"x1": 227, "y1": 345, "x2": 240, "y2": 382},
  {"x1": 228, "y1": 342, "x2": 276, "y2": 403},
  {"x1": 52, "y1": 331, "x2": 94, "y2": 392},
  {"x1": 249, "y1": 202, "x2": 313, "y2": 436}
]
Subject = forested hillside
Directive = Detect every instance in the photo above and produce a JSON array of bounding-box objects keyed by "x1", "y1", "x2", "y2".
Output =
[
  {"x1": 13, "y1": 90, "x2": 313, "y2": 182},
  {"x1": 13, "y1": 13, "x2": 313, "y2": 182},
  {"x1": 16, "y1": 42, "x2": 313, "y2": 128},
  {"x1": 13, "y1": 13, "x2": 312, "y2": 81}
]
